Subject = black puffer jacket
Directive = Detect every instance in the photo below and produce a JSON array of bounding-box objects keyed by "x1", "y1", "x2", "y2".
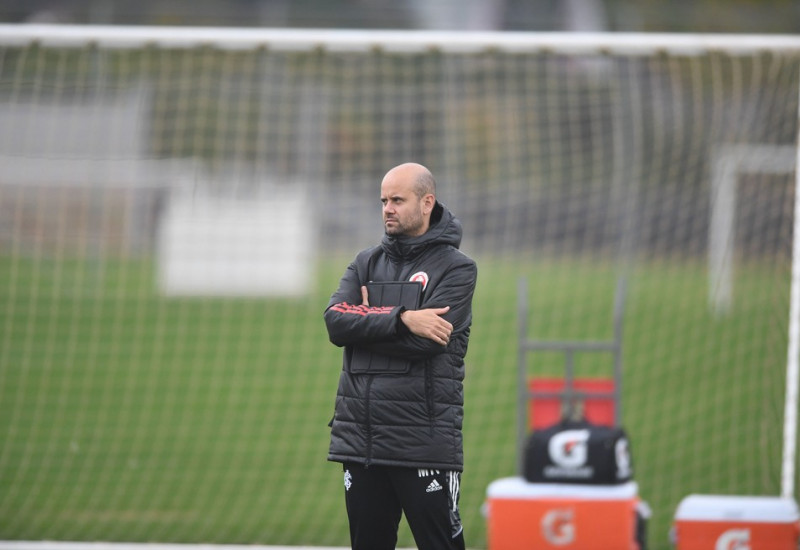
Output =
[{"x1": 324, "y1": 202, "x2": 477, "y2": 470}]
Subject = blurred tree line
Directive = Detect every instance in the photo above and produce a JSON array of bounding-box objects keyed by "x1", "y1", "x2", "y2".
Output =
[{"x1": 0, "y1": 0, "x2": 798, "y2": 33}]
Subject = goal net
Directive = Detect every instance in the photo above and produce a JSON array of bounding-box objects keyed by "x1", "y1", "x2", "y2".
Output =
[{"x1": 1, "y1": 25, "x2": 799, "y2": 549}]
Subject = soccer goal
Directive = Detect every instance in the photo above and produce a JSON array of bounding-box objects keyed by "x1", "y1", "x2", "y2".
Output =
[{"x1": 1, "y1": 25, "x2": 800, "y2": 549}]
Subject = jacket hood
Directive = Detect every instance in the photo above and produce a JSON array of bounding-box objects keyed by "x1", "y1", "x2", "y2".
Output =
[{"x1": 381, "y1": 201, "x2": 462, "y2": 261}]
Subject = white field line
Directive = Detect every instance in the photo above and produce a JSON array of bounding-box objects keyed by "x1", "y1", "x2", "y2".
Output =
[
  {"x1": 0, "y1": 544, "x2": 351, "y2": 550},
  {"x1": 0, "y1": 544, "x2": 430, "y2": 550}
]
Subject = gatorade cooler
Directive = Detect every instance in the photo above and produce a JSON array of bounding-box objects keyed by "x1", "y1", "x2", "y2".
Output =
[
  {"x1": 672, "y1": 494, "x2": 800, "y2": 550},
  {"x1": 486, "y1": 477, "x2": 643, "y2": 550}
]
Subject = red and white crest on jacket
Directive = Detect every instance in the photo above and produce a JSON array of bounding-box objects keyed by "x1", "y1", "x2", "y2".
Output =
[{"x1": 409, "y1": 271, "x2": 429, "y2": 290}]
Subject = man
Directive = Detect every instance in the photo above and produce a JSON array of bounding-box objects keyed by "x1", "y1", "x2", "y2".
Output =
[{"x1": 324, "y1": 162, "x2": 477, "y2": 550}]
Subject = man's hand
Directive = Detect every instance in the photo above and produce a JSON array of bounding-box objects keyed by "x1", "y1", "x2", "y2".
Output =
[{"x1": 400, "y1": 307, "x2": 452, "y2": 346}]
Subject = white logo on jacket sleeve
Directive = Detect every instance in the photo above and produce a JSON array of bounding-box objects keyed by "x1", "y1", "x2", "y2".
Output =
[{"x1": 409, "y1": 271, "x2": 429, "y2": 290}]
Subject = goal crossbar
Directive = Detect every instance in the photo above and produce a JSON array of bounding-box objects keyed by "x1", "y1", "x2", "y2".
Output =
[{"x1": 2, "y1": 24, "x2": 800, "y2": 55}]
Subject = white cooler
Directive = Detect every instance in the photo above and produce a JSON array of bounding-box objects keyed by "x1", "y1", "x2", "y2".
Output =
[{"x1": 672, "y1": 494, "x2": 799, "y2": 550}]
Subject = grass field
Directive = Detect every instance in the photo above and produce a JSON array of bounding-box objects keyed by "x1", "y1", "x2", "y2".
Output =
[{"x1": 0, "y1": 254, "x2": 790, "y2": 549}]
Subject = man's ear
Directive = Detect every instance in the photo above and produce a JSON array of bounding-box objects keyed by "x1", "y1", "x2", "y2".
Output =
[{"x1": 423, "y1": 194, "x2": 436, "y2": 215}]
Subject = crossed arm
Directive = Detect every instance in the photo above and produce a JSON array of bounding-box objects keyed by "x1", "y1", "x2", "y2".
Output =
[
  {"x1": 324, "y1": 260, "x2": 476, "y2": 358},
  {"x1": 359, "y1": 284, "x2": 453, "y2": 346}
]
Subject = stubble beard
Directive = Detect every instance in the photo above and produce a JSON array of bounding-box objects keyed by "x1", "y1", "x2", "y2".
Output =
[{"x1": 385, "y1": 210, "x2": 424, "y2": 237}]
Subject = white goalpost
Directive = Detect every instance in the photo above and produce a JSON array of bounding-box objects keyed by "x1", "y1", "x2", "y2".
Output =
[
  {"x1": 2, "y1": 24, "x2": 800, "y2": 549},
  {"x1": 707, "y1": 141, "x2": 800, "y2": 500},
  {"x1": 784, "y1": 94, "x2": 800, "y2": 500}
]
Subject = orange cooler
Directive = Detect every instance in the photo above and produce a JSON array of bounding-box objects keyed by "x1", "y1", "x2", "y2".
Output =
[
  {"x1": 486, "y1": 477, "x2": 641, "y2": 550},
  {"x1": 672, "y1": 494, "x2": 800, "y2": 550}
]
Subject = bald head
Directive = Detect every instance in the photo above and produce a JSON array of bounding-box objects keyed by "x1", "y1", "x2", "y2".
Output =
[
  {"x1": 383, "y1": 162, "x2": 436, "y2": 200},
  {"x1": 380, "y1": 163, "x2": 437, "y2": 237}
]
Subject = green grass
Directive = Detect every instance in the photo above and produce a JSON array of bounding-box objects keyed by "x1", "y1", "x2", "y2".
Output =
[{"x1": 0, "y1": 254, "x2": 790, "y2": 548}]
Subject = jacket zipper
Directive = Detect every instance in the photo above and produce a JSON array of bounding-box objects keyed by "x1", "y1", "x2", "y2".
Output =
[
  {"x1": 364, "y1": 374, "x2": 374, "y2": 468},
  {"x1": 397, "y1": 258, "x2": 433, "y2": 433}
]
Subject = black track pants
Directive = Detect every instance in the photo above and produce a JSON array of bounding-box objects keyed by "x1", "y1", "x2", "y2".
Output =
[{"x1": 342, "y1": 463, "x2": 465, "y2": 550}]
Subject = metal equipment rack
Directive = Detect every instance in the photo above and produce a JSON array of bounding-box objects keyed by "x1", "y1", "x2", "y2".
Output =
[{"x1": 516, "y1": 275, "x2": 628, "y2": 475}]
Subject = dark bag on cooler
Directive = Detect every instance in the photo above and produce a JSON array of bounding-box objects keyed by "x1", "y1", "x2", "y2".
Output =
[{"x1": 523, "y1": 418, "x2": 634, "y2": 485}]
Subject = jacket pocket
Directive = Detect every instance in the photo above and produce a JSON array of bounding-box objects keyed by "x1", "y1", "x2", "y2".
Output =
[{"x1": 348, "y1": 347, "x2": 410, "y2": 374}]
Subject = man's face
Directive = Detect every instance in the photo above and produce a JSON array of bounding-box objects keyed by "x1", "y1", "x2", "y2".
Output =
[{"x1": 381, "y1": 178, "x2": 426, "y2": 237}]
